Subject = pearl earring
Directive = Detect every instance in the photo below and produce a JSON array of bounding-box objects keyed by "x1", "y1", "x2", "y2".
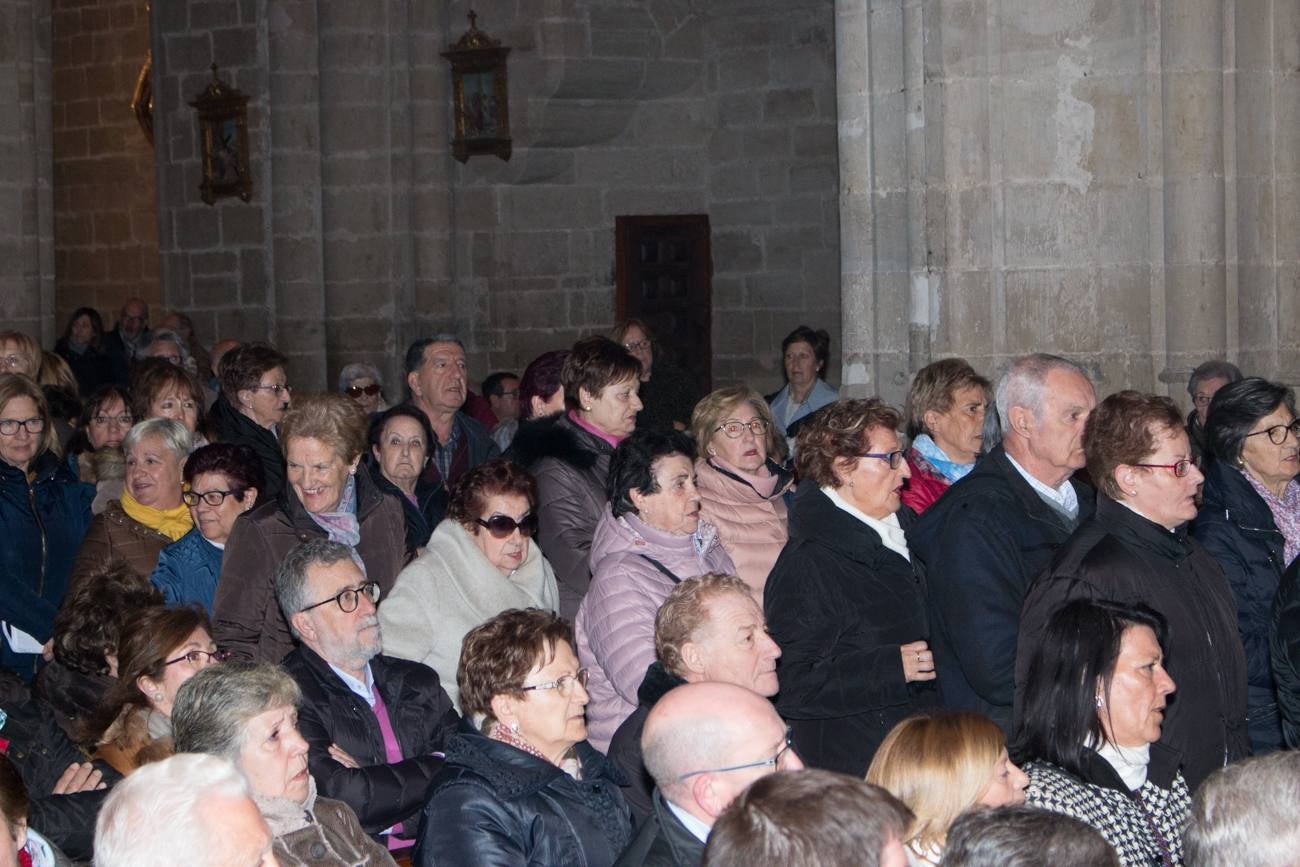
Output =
[
  {"x1": 583, "y1": 405, "x2": 592, "y2": 411},
  {"x1": 153, "y1": 692, "x2": 164, "y2": 702}
]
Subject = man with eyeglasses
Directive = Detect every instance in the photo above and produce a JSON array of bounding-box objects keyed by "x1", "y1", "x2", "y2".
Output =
[
  {"x1": 102, "y1": 298, "x2": 152, "y2": 367},
  {"x1": 615, "y1": 682, "x2": 803, "y2": 867},
  {"x1": 274, "y1": 538, "x2": 459, "y2": 856},
  {"x1": 482, "y1": 371, "x2": 522, "y2": 451}
]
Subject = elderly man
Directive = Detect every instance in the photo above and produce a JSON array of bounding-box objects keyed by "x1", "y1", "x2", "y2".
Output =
[
  {"x1": 614, "y1": 682, "x2": 802, "y2": 867},
  {"x1": 1184, "y1": 751, "x2": 1300, "y2": 867},
  {"x1": 94, "y1": 753, "x2": 279, "y2": 867},
  {"x1": 908, "y1": 353, "x2": 1097, "y2": 735},
  {"x1": 1184, "y1": 359, "x2": 1243, "y2": 461},
  {"x1": 275, "y1": 538, "x2": 459, "y2": 852},
  {"x1": 403, "y1": 335, "x2": 499, "y2": 487},
  {"x1": 103, "y1": 297, "x2": 151, "y2": 365},
  {"x1": 607, "y1": 574, "x2": 781, "y2": 822}
]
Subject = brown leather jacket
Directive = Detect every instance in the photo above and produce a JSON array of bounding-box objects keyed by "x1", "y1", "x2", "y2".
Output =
[
  {"x1": 271, "y1": 796, "x2": 397, "y2": 867},
  {"x1": 212, "y1": 470, "x2": 408, "y2": 664},
  {"x1": 68, "y1": 500, "x2": 170, "y2": 593}
]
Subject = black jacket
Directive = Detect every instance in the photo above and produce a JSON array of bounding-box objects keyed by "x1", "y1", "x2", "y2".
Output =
[
  {"x1": 908, "y1": 445, "x2": 1095, "y2": 734},
  {"x1": 416, "y1": 726, "x2": 632, "y2": 867},
  {"x1": 612, "y1": 789, "x2": 705, "y2": 867},
  {"x1": 54, "y1": 338, "x2": 128, "y2": 393},
  {"x1": 1018, "y1": 496, "x2": 1250, "y2": 789},
  {"x1": 765, "y1": 484, "x2": 936, "y2": 776},
  {"x1": 1191, "y1": 459, "x2": 1287, "y2": 750},
  {"x1": 207, "y1": 392, "x2": 287, "y2": 500},
  {"x1": 281, "y1": 646, "x2": 460, "y2": 838},
  {"x1": 1272, "y1": 556, "x2": 1300, "y2": 748},
  {"x1": 0, "y1": 687, "x2": 121, "y2": 861},
  {"x1": 364, "y1": 455, "x2": 447, "y2": 552},
  {"x1": 607, "y1": 662, "x2": 687, "y2": 825}
]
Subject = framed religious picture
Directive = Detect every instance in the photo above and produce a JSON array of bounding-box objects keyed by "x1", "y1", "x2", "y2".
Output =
[
  {"x1": 189, "y1": 65, "x2": 252, "y2": 205},
  {"x1": 442, "y1": 11, "x2": 512, "y2": 163}
]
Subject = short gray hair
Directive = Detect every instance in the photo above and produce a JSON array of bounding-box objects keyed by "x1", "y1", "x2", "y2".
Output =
[
  {"x1": 274, "y1": 538, "x2": 356, "y2": 632},
  {"x1": 146, "y1": 328, "x2": 192, "y2": 369},
  {"x1": 994, "y1": 353, "x2": 1089, "y2": 431},
  {"x1": 172, "y1": 662, "x2": 301, "y2": 762},
  {"x1": 1187, "y1": 359, "x2": 1243, "y2": 397},
  {"x1": 121, "y1": 417, "x2": 193, "y2": 462},
  {"x1": 338, "y1": 361, "x2": 384, "y2": 393},
  {"x1": 1184, "y1": 751, "x2": 1300, "y2": 867},
  {"x1": 95, "y1": 753, "x2": 252, "y2": 867}
]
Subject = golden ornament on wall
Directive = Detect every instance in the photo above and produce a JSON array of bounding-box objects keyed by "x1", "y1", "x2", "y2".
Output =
[{"x1": 442, "y1": 11, "x2": 512, "y2": 163}]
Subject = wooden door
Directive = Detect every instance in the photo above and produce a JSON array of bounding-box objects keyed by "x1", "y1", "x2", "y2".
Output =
[{"x1": 615, "y1": 215, "x2": 713, "y2": 398}]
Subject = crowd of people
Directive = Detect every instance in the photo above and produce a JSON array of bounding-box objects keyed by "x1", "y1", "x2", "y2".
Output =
[{"x1": 2, "y1": 300, "x2": 1300, "y2": 866}]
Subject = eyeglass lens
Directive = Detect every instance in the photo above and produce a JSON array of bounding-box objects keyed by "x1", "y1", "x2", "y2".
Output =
[
  {"x1": 478, "y1": 514, "x2": 539, "y2": 539},
  {"x1": 0, "y1": 417, "x2": 45, "y2": 435}
]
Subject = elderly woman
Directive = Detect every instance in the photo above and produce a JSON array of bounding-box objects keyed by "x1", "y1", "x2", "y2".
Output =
[
  {"x1": 150, "y1": 443, "x2": 263, "y2": 615},
  {"x1": 381, "y1": 459, "x2": 558, "y2": 709},
  {"x1": 173, "y1": 662, "x2": 395, "y2": 866},
  {"x1": 767, "y1": 325, "x2": 838, "y2": 452},
  {"x1": 509, "y1": 337, "x2": 643, "y2": 618},
  {"x1": 69, "y1": 418, "x2": 193, "y2": 591},
  {"x1": 65, "y1": 384, "x2": 132, "y2": 513},
  {"x1": 0, "y1": 374, "x2": 93, "y2": 680},
  {"x1": 130, "y1": 358, "x2": 208, "y2": 446},
  {"x1": 365, "y1": 404, "x2": 445, "y2": 552},
  {"x1": 690, "y1": 386, "x2": 793, "y2": 596},
  {"x1": 765, "y1": 398, "x2": 936, "y2": 776},
  {"x1": 901, "y1": 358, "x2": 991, "y2": 514},
  {"x1": 213, "y1": 393, "x2": 406, "y2": 664},
  {"x1": 55, "y1": 307, "x2": 127, "y2": 393},
  {"x1": 612, "y1": 319, "x2": 695, "y2": 432},
  {"x1": 1185, "y1": 359, "x2": 1243, "y2": 462},
  {"x1": 339, "y1": 362, "x2": 388, "y2": 415},
  {"x1": 1190, "y1": 378, "x2": 1299, "y2": 753},
  {"x1": 83, "y1": 605, "x2": 223, "y2": 774},
  {"x1": 867, "y1": 712, "x2": 1027, "y2": 866},
  {"x1": 207, "y1": 343, "x2": 291, "y2": 499},
  {"x1": 575, "y1": 430, "x2": 735, "y2": 750},
  {"x1": 0, "y1": 331, "x2": 40, "y2": 379},
  {"x1": 417, "y1": 609, "x2": 631, "y2": 866},
  {"x1": 1018, "y1": 391, "x2": 1249, "y2": 790},
  {"x1": 1016, "y1": 599, "x2": 1188, "y2": 866}
]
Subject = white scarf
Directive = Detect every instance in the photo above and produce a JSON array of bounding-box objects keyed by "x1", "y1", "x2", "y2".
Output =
[{"x1": 822, "y1": 486, "x2": 911, "y2": 561}]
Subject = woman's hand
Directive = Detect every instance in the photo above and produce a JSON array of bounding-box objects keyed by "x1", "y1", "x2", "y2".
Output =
[
  {"x1": 901, "y1": 640, "x2": 936, "y2": 682},
  {"x1": 328, "y1": 743, "x2": 360, "y2": 768}
]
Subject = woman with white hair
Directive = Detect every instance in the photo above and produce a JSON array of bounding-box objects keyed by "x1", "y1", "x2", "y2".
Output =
[{"x1": 339, "y1": 362, "x2": 389, "y2": 415}]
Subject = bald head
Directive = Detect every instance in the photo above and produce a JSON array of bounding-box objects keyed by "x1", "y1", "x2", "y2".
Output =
[{"x1": 643, "y1": 682, "x2": 801, "y2": 824}]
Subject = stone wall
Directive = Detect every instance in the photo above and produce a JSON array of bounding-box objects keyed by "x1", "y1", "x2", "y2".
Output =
[{"x1": 51, "y1": 0, "x2": 158, "y2": 332}]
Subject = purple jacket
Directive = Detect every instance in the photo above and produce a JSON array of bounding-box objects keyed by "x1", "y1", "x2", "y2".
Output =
[{"x1": 576, "y1": 508, "x2": 735, "y2": 751}]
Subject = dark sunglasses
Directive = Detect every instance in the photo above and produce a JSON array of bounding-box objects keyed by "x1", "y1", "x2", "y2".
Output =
[
  {"x1": 476, "y1": 513, "x2": 539, "y2": 539},
  {"x1": 346, "y1": 384, "x2": 382, "y2": 397}
]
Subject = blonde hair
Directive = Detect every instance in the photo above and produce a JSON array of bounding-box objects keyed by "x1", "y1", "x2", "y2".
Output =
[
  {"x1": 690, "y1": 385, "x2": 787, "y2": 464},
  {"x1": 865, "y1": 712, "x2": 1006, "y2": 852},
  {"x1": 0, "y1": 331, "x2": 41, "y2": 377},
  {"x1": 0, "y1": 373, "x2": 61, "y2": 458},
  {"x1": 37, "y1": 351, "x2": 79, "y2": 394},
  {"x1": 278, "y1": 392, "x2": 368, "y2": 463}
]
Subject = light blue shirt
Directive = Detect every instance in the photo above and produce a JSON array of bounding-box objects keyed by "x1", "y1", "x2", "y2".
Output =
[
  {"x1": 665, "y1": 799, "x2": 712, "y2": 844},
  {"x1": 328, "y1": 661, "x2": 376, "y2": 708}
]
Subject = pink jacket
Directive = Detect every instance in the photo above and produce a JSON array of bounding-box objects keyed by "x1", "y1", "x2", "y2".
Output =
[
  {"x1": 694, "y1": 458, "x2": 793, "y2": 597},
  {"x1": 576, "y1": 508, "x2": 735, "y2": 751}
]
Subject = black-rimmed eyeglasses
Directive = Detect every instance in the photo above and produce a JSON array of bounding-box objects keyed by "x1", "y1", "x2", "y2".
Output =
[
  {"x1": 1245, "y1": 419, "x2": 1300, "y2": 445},
  {"x1": 183, "y1": 488, "x2": 244, "y2": 507},
  {"x1": 0, "y1": 417, "x2": 46, "y2": 436},
  {"x1": 677, "y1": 726, "x2": 798, "y2": 781},
  {"x1": 299, "y1": 581, "x2": 381, "y2": 614},
  {"x1": 345, "y1": 384, "x2": 381, "y2": 397},
  {"x1": 861, "y1": 450, "x2": 905, "y2": 469},
  {"x1": 477, "y1": 513, "x2": 539, "y2": 539}
]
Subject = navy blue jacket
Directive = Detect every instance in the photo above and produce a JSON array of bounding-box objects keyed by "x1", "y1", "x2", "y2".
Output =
[
  {"x1": 1272, "y1": 557, "x2": 1300, "y2": 747},
  {"x1": 907, "y1": 445, "x2": 1095, "y2": 735},
  {"x1": 150, "y1": 526, "x2": 225, "y2": 614},
  {"x1": 0, "y1": 451, "x2": 93, "y2": 678},
  {"x1": 1191, "y1": 460, "x2": 1287, "y2": 742}
]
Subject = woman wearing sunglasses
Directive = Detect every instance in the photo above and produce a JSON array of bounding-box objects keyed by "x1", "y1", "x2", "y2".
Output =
[
  {"x1": 764, "y1": 399, "x2": 937, "y2": 776},
  {"x1": 1191, "y1": 377, "x2": 1300, "y2": 753},
  {"x1": 380, "y1": 459, "x2": 558, "y2": 710},
  {"x1": 338, "y1": 362, "x2": 389, "y2": 416},
  {"x1": 1019, "y1": 391, "x2": 1249, "y2": 791},
  {"x1": 83, "y1": 605, "x2": 225, "y2": 775},
  {"x1": 149, "y1": 443, "x2": 263, "y2": 615},
  {"x1": 417, "y1": 608, "x2": 631, "y2": 867}
]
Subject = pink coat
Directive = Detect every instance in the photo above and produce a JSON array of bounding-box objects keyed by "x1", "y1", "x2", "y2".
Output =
[
  {"x1": 575, "y1": 508, "x2": 735, "y2": 751},
  {"x1": 694, "y1": 458, "x2": 793, "y2": 597}
]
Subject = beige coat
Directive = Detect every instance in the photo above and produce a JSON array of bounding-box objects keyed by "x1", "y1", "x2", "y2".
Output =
[{"x1": 694, "y1": 458, "x2": 793, "y2": 596}]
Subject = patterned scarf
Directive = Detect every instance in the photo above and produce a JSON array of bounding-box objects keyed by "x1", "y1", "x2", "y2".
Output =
[
  {"x1": 910, "y1": 433, "x2": 976, "y2": 483},
  {"x1": 307, "y1": 474, "x2": 365, "y2": 572},
  {"x1": 491, "y1": 723, "x2": 583, "y2": 780},
  {"x1": 1242, "y1": 470, "x2": 1300, "y2": 567},
  {"x1": 120, "y1": 490, "x2": 193, "y2": 541}
]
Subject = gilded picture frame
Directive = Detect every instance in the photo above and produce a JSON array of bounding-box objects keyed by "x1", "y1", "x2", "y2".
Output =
[
  {"x1": 188, "y1": 65, "x2": 252, "y2": 205},
  {"x1": 442, "y1": 12, "x2": 512, "y2": 163}
]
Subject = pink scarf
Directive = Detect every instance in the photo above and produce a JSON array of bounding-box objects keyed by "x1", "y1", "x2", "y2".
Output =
[
  {"x1": 569, "y1": 410, "x2": 624, "y2": 449},
  {"x1": 1243, "y1": 470, "x2": 1300, "y2": 567}
]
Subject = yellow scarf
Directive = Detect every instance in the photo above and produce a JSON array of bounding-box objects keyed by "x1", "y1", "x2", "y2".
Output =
[{"x1": 120, "y1": 491, "x2": 193, "y2": 541}]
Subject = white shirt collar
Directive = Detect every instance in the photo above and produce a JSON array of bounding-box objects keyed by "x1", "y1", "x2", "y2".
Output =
[
  {"x1": 665, "y1": 798, "x2": 712, "y2": 844},
  {"x1": 328, "y1": 660, "x2": 376, "y2": 707},
  {"x1": 1005, "y1": 452, "x2": 1079, "y2": 516},
  {"x1": 821, "y1": 486, "x2": 911, "y2": 561}
]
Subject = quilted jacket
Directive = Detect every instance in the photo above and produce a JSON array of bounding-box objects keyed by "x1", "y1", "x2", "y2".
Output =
[
  {"x1": 150, "y1": 526, "x2": 225, "y2": 614},
  {"x1": 67, "y1": 499, "x2": 170, "y2": 592},
  {"x1": 576, "y1": 509, "x2": 734, "y2": 752},
  {"x1": 693, "y1": 457, "x2": 792, "y2": 596}
]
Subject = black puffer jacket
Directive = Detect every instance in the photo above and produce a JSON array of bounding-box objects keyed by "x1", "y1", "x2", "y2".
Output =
[
  {"x1": 415, "y1": 726, "x2": 632, "y2": 867},
  {"x1": 363, "y1": 455, "x2": 447, "y2": 553},
  {"x1": 1191, "y1": 459, "x2": 1288, "y2": 751},
  {"x1": 607, "y1": 662, "x2": 687, "y2": 825},
  {"x1": 207, "y1": 392, "x2": 286, "y2": 500},
  {"x1": 282, "y1": 646, "x2": 460, "y2": 838},
  {"x1": 765, "y1": 484, "x2": 937, "y2": 777},
  {"x1": 507, "y1": 414, "x2": 614, "y2": 619},
  {"x1": 1018, "y1": 496, "x2": 1250, "y2": 789},
  {"x1": 908, "y1": 445, "x2": 1095, "y2": 735},
  {"x1": 1273, "y1": 556, "x2": 1300, "y2": 747}
]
